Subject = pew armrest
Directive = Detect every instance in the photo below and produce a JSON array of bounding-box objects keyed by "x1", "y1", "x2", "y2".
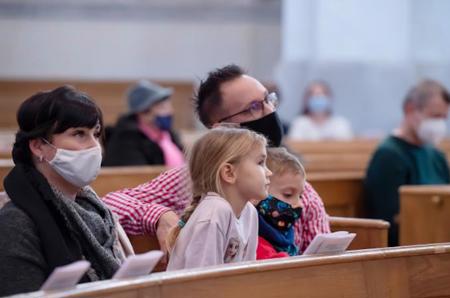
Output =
[
  {"x1": 329, "y1": 216, "x2": 390, "y2": 230},
  {"x1": 329, "y1": 216, "x2": 390, "y2": 249}
]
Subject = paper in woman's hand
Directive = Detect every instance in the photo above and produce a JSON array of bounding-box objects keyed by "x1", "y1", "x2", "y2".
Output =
[
  {"x1": 113, "y1": 250, "x2": 164, "y2": 280},
  {"x1": 40, "y1": 260, "x2": 90, "y2": 291}
]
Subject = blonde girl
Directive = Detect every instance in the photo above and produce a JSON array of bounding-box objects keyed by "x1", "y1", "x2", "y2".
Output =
[{"x1": 166, "y1": 127, "x2": 272, "y2": 270}]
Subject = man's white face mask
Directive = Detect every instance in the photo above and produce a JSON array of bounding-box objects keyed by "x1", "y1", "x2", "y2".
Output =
[{"x1": 417, "y1": 118, "x2": 447, "y2": 145}]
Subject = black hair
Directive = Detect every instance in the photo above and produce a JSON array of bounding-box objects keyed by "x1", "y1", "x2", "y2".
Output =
[
  {"x1": 194, "y1": 64, "x2": 246, "y2": 127},
  {"x1": 12, "y1": 85, "x2": 104, "y2": 166},
  {"x1": 403, "y1": 79, "x2": 450, "y2": 111}
]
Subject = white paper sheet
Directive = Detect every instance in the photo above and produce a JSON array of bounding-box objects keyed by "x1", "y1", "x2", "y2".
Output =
[
  {"x1": 303, "y1": 231, "x2": 356, "y2": 255},
  {"x1": 40, "y1": 260, "x2": 91, "y2": 291},
  {"x1": 113, "y1": 250, "x2": 164, "y2": 280}
]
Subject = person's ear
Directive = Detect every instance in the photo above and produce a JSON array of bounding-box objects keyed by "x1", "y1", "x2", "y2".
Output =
[
  {"x1": 219, "y1": 163, "x2": 237, "y2": 184},
  {"x1": 29, "y1": 139, "x2": 47, "y2": 162},
  {"x1": 404, "y1": 101, "x2": 417, "y2": 115}
]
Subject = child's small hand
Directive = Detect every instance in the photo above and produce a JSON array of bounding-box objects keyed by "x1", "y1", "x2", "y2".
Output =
[{"x1": 156, "y1": 211, "x2": 179, "y2": 262}]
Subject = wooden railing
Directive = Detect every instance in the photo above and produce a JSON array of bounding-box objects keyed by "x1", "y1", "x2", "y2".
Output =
[{"x1": 17, "y1": 243, "x2": 450, "y2": 298}]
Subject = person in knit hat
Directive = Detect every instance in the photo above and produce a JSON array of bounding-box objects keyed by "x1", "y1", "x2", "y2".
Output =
[{"x1": 104, "y1": 80, "x2": 184, "y2": 167}]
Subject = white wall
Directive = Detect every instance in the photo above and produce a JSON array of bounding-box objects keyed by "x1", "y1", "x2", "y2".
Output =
[
  {"x1": 278, "y1": 0, "x2": 450, "y2": 136},
  {"x1": 0, "y1": 18, "x2": 280, "y2": 81}
]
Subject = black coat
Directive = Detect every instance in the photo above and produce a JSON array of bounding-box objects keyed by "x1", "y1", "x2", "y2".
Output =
[{"x1": 103, "y1": 114, "x2": 183, "y2": 166}]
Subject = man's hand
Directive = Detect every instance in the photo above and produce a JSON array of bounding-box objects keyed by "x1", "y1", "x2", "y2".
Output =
[{"x1": 156, "y1": 211, "x2": 179, "y2": 262}]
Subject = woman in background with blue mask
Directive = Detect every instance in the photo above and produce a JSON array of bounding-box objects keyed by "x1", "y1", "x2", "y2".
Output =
[
  {"x1": 288, "y1": 80, "x2": 353, "y2": 141},
  {"x1": 103, "y1": 80, "x2": 184, "y2": 167},
  {"x1": 0, "y1": 86, "x2": 133, "y2": 296}
]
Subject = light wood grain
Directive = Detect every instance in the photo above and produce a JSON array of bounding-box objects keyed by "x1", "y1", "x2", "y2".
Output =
[
  {"x1": 330, "y1": 216, "x2": 389, "y2": 249},
  {"x1": 400, "y1": 185, "x2": 450, "y2": 245},
  {"x1": 0, "y1": 80, "x2": 195, "y2": 130},
  {"x1": 17, "y1": 243, "x2": 450, "y2": 298}
]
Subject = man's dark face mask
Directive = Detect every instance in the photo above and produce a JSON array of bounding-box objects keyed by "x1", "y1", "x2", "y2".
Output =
[{"x1": 239, "y1": 111, "x2": 284, "y2": 147}]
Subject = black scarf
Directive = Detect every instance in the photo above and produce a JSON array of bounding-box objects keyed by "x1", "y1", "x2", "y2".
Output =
[
  {"x1": 4, "y1": 164, "x2": 83, "y2": 276},
  {"x1": 3, "y1": 164, "x2": 120, "y2": 282}
]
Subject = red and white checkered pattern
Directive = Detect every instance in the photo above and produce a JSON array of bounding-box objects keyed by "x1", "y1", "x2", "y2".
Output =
[{"x1": 102, "y1": 165, "x2": 330, "y2": 253}]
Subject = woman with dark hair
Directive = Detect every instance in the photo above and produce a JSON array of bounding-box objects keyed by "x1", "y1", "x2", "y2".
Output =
[
  {"x1": 288, "y1": 81, "x2": 353, "y2": 140},
  {"x1": 0, "y1": 86, "x2": 133, "y2": 296}
]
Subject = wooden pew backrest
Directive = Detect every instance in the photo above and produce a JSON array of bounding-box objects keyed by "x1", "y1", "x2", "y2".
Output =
[
  {"x1": 400, "y1": 185, "x2": 450, "y2": 245},
  {"x1": 308, "y1": 171, "x2": 365, "y2": 217},
  {"x1": 92, "y1": 166, "x2": 167, "y2": 197},
  {"x1": 0, "y1": 80, "x2": 195, "y2": 130},
  {"x1": 20, "y1": 243, "x2": 450, "y2": 298},
  {"x1": 128, "y1": 216, "x2": 389, "y2": 258},
  {"x1": 2, "y1": 164, "x2": 366, "y2": 218},
  {"x1": 330, "y1": 216, "x2": 389, "y2": 249}
]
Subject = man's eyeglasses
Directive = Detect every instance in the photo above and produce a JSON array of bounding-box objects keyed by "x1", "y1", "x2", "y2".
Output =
[{"x1": 218, "y1": 92, "x2": 279, "y2": 123}]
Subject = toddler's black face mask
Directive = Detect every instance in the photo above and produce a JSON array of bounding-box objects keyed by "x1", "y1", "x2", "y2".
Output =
[{"x1": 257, "y1": 195, "x2": 302, "y2": 231}]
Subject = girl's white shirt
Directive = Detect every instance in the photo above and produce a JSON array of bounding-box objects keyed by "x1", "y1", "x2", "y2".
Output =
[{"x1": 167, "y1": 192, "x2": 258, "y2": 271}]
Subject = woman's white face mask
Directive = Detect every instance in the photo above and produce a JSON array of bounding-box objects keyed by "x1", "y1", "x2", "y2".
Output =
[
  {"x1": 417, "y1": 118, "x2": 447, "y2": 145},
  {"x1": 43, "y1": 140, "x2": 102, "y2": 188}
]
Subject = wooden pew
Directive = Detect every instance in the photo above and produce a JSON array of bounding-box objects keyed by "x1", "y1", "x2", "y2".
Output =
[
  {"x1": 285, "y1": 138, "x2": 380, "y2": 155},
  {"x1": 0, "y1": 80, "x2": 196, "y2": 130},
  {"x1": 20, "y1": 243, "x2": 450, "y2": 298},
  {"x1": 329, "y1": 217, "x2": 388, "y2": 249},
  {"x1": 0, "y1": 159, "x2": 14, "y2": 191},
  {"x1": 308, "y1": 171, "x2": 365, "y2": 217},
  {"x1": 92, "y1": 167, "x2": 368, "y2": 217},
  {"x1": 127, "y1": 216, "x2": 389, "y2": 256},
  {"x1": 1, "y1": 163, "x2": 366, "y2": 218},
  {"x1": 91, "y1": 166, "x2": 167, "y2": 197},
  {"x1": 0, "y1": 130, "x2": 14, "y2": 159},
  {"x1": 286, "y1": 138, "x2": 450, "y2": 173},
  {"x1": 94, "y1": 167, "x2": 366, "y2": 218},
  {"x1": 400, "y1": 185, "x2": 450, "y2": 245},
  {"x1": 0, "y1": 164, "x2": 165, "y2": 194},
  {"x1": 302, "y1": 153, "x2": 371, "y2": 173}
]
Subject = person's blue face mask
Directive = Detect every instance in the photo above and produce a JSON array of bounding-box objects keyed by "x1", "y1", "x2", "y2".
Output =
[
  {"x1": 307, "y1": 95, "x2": 331, "y2": 114},
  {"x1": 154, "y1": 115, "x2": 173, "y2": 131}
]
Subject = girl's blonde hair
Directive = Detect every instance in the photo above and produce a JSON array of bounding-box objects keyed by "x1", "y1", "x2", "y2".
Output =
[{"x1": 166, "y1": 127, "x2": 267, "y2": 251}]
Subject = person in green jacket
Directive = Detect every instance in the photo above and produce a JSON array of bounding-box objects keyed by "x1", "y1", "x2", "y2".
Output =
[{"x1": 365, "y1": 80, "x2": 450, "y2": 246}]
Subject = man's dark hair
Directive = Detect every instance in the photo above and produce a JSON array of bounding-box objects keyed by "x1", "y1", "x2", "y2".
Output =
[
  {"x1": 403, "y1": 79, "x2": 450, "y2": 111},
  {"x1": 194, "y1": 64, "x2": 246, "y2": 127}
]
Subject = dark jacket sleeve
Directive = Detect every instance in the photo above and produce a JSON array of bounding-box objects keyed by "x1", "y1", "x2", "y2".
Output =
[
  {"x1": 103, "y1": 129, "x2": 151, "y2": 166},
  {"x1": 0, "y1": 203, "x2": 48, "y2": 296}
]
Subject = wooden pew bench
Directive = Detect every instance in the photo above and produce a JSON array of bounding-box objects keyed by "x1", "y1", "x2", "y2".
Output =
[
  {"x1": 92, "y1": 167, "x2": 366, "y2": 218},
  {"x1": 308, "y1": 171, "x2": 365, "y2": 217},
  {"x1": 0, "y1": 159, "x2": 14, "y2": 191},
  {"x1": 286, "y1": 138, "x2": 450, "y2": 174},
  {"x1": 127, "y1": 216, "x2": 389, "y2": 257},
  {"x1": 400, "y1": 185, "x2": 450, "y2": 245},
  {"x1": 0, "y1": 80, "x2": 196, "y2": 130},
  {"x1": 330, "y1": 216, "x2": 389, "y2": 249},
  {"x1": 91, "y1": 166, "x2": 167, "y2": 197},
  {"x1": 1, "y1": 164, "x2": 367, "y2": 218},
  {"x1": 19, "y1": 243, "x2": 450, "y2": 298}
]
